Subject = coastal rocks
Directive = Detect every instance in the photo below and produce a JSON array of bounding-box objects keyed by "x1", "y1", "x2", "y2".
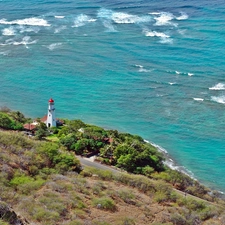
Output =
[{"x1": 0, "y1": 201, "x2": 29, "y2": 225}]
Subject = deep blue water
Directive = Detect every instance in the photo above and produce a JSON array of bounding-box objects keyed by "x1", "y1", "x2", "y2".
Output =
[{"x1": 0, "y1": 0, "x2": 225, "y2": 191}]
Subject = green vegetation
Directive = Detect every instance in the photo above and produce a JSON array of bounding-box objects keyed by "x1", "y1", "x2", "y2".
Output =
[
  {"x1": 0, "y1": 131, "x2": 224, "y2": 224},
  {"x1": 0, "y1": 109, "x2": 224, "y2": 224}
]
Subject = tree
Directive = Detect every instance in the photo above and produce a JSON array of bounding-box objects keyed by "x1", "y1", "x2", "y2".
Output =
[
  {"x1": 10, "y1": 111, "x2": 26, "y2": 123},
  {"x1": 0, "y1": 112, "x2": 13, "y2": 129},
  {"x1": 60, "y1": 134, "x2": 77, "y2": 150},
  {"x1": 35, "y1": 122, "x2": 49, "y2": 140}
]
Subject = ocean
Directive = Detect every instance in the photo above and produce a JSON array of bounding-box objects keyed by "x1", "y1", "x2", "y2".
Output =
[{"x1": 0, "y1": 0, "x2": 225, "y2": 191}]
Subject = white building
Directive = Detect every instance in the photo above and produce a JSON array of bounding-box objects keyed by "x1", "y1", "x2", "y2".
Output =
[{"x1": 46, "y1": 98, "x2": 56, "y2": 127}]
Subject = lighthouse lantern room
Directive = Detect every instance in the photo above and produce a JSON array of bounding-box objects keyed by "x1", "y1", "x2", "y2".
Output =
[{"x1": 46, "y1": 98, "x2": 56, "y2": 127}]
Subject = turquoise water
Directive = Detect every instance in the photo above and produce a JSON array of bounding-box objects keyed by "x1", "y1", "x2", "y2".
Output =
[{"x1": 0, "y1": 0, "x2": 225, "y2": 191}]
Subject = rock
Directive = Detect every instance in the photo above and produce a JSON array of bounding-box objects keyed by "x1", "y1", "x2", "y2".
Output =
[
  {"x1": 97, "y1": 204, "x2": 102, "y2": 209},
  {"x1": 0, "y1": 201, "x2": 29, "y2": 225}
]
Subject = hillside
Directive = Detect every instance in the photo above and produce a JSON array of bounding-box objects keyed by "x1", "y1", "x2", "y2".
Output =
[{"x1": 0, "y1": 130, "x2": 225, "y2": 225}]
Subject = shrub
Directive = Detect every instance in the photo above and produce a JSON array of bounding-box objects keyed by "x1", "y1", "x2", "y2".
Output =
[
  {"x1": 118, "y1": 189, "x2": 135, "y2": 203},
  {"x1": 119, "y1": 217, "x2": 136, "y2": 225},
  {"x1": 17, "y1": 178, "x2": 45, "y2": 194},
  {"x1": 32, "y1": 206, "x2": 60, "y2": 223},
  {"x1": 93, "y1": 197, "x2": 116, "y2": 211},
  {"x1": 0, "y1": 219, "x2": 10, "y2": 225},
  {"x1": 170, "y1": 213, "x2": 186, "y2": 225},
  {"x1": 10, "y1": 174, "x2": 34, "y2": 187}
]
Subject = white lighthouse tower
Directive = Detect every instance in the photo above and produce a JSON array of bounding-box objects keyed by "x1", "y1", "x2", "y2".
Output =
[{"x1": 46, "y1": 98, "x2": 56, "y2": 127}]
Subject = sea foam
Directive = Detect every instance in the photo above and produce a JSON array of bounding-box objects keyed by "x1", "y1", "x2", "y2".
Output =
[
  {"x1": 209, "y1": 83, "x2": 225, "y2": 90},
  {"x1": 12, "y1": 36, "x2": 37, "y2": 48},
  {"x1": 193, "y1": 98, "x2": 204, "y2": 101},
  {"x1": 1, "y1": 36, "x2": 37, "y2": 48},
  {"x1": 176, "y1": 12, "x2": 189, "y2": 20},
  {"x1": 73, "y1": 14, "x2": 96, "y2": 27},
  {"x1": 2, "y1": 27, "x2": 16, "y2": 36},
  {"x1": 47, "y1": 43, "x2": 62, "y2": 50},
  {"x1": 19, "y1": 26, "x2": 40, "y2": 33},
  {"x1": 146, "y1": 140, "x2": 194, "y2": 177},
  {"x1": 54, "y1": 15, "x2": 65, "y2": 19},
  {"x1": 143, "y1": 29, "x2": 172, "y2": 44},
  {"x1": 0, "y1": 17, "x2": 50, "y2": 26},
  {"x1": 54, "y1": 25, "x2": 67, "y2": 34},
  {"x1": 211, "y1": 96, "x2": 225, "y2": 104},
  {"x1": 112, "y1": 12, "x2": 151, "y2": 24},
  {"x1": 98, "y1": 8, "x2": 151, "y2": 24},
  {"x1": 135, "y1": 64, "x2": 152, "y2": 73},
  {"x1": 144, "y1": 30, "x2": 170, "y2": 38},
  {"x1": 102, "y1": 21, "x2": 117, "y2": 32},
  {"x1": 151, "y1": 12, "x2": 177, "y2": 27}
]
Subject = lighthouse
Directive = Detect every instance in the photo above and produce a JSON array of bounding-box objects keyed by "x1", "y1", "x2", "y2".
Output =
[{"x1": 46, "y1": 98, "x2": 56, "y2": 127}]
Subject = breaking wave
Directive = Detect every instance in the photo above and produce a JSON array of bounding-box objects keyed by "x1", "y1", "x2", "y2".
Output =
[
  {"x1": 193, "y1": 98, "x2": 204, "y2": 101},
  {"x1": 0, "y1": 17, "x2": 50, "y2": 26},
  {"x1": 211, "y1": 96, "x2": 225, "y2": 104},
  {"x1": 135, "y1": 64, "x2": 152, "y2": 73},
  {"x1": 146, "y1": 140, "x2": 194, "y2": 178},
  {"x1": 176, "y1": 12, "x2": 189, "y2": 20},
  {"x1": 54, "y1": 15, "x2": 65, "y2": 19},
  {"x1": 0, "y1": 36, "x2": 37, "y2": 48},
  {"x1": 150, "y1": 12, "x2": 177, "y2": 27},
  {"x1": 73, "y1": 14, "x2": 96, "y2": 27},
  {"x1": 143, "y1": 29, "x2": 172, "y2": 44},
  {"x1": 209, "y1": 83, "x2": 225, "y2": 90},
  {"x1": 98, "y1": 8, "x2": 151, "y2": 24},
  {"x1": 2, "y1": 27, "x2": 16, "y2": 36}
]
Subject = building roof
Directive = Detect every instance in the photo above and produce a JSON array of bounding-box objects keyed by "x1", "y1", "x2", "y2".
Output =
[
  {"x1": 41, "y1": 115, "x2": 48, "y2": 123},
  {"x1": 23, "y1": 123, "x2": 37, "y2": 131},
  {"x1": 49, "y1": 98, "x2": 54, "y2": 103}
]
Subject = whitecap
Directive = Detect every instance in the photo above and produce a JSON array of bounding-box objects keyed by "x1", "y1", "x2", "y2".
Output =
[
  {"x1": 12, "y1": 36, "x2": 37, "y2": 48},
  {"x1": 19, "y1": 26, "x2": 40, "y2": 33},
  {"x1": 47, "y1": 43, "x2": 62, "y2": 50},
  {"x1": 97, "y1": 8, "x2": 151, "y2": 24},
  {"x1": 188, "y1": 73, "x2": 194, "y2": 76},
  {"x1": 209, "y1": 83, "x2": 225, "y2": 90},
  {"x1": 193, "y1": 98, "x2": 204, "y2": 101},
  {"x1": 143, "y1": 29, "x2": 172, "y2": 44},
  {"x1": 135, "y1": 64, "x2": 152, "y2": 73},
  {"x1": 135, "y1": 64, "x2": 143, "y2": 68},
  {"x1": 168, "y1": 82, "x2": 176, "y2": 85},
  {"x1": 152, "y1": 12, "x2": 177, "y2": 27},
  {"x1": 176, "y1": 12, "x2": 189, "y2": 20},
  {"x1": 148, "y1": 12, "x2": 161, "y2": 15},
  {"x1": 54, "y1": 15, "x2": 65, "y2": 19},
  {"x1": 0, "y1": 17, "x2": 50, "y2": 26},
  {"x1": 159, "y1": 37, "x2": 173, "y2": 44},
  {"x1": 175, "y1": 71, "x2": 181, "y2": 74},
  {"x1": 112, "y1": 12, "x2": 151, "y2": 24},
  {"x1": 72, "y1": 14, "x2": 96, "y2": 28},
  {"x1": 211, "y1": 96, "x2": 225, "y2": 104},
  {"x1": 2, "y1": 27, "x2": 16, "y2": 36},
  {"x1": 1, "y1": 36, "x2": 37, "y2": 48},
  {"x1": 144, "y1": 30, "x2": 170, "y2": 38}
]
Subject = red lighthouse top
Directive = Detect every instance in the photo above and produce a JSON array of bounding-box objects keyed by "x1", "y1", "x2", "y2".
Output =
[{"x1": 49, "y1": 98, "x2": 54, "y2": 103}]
